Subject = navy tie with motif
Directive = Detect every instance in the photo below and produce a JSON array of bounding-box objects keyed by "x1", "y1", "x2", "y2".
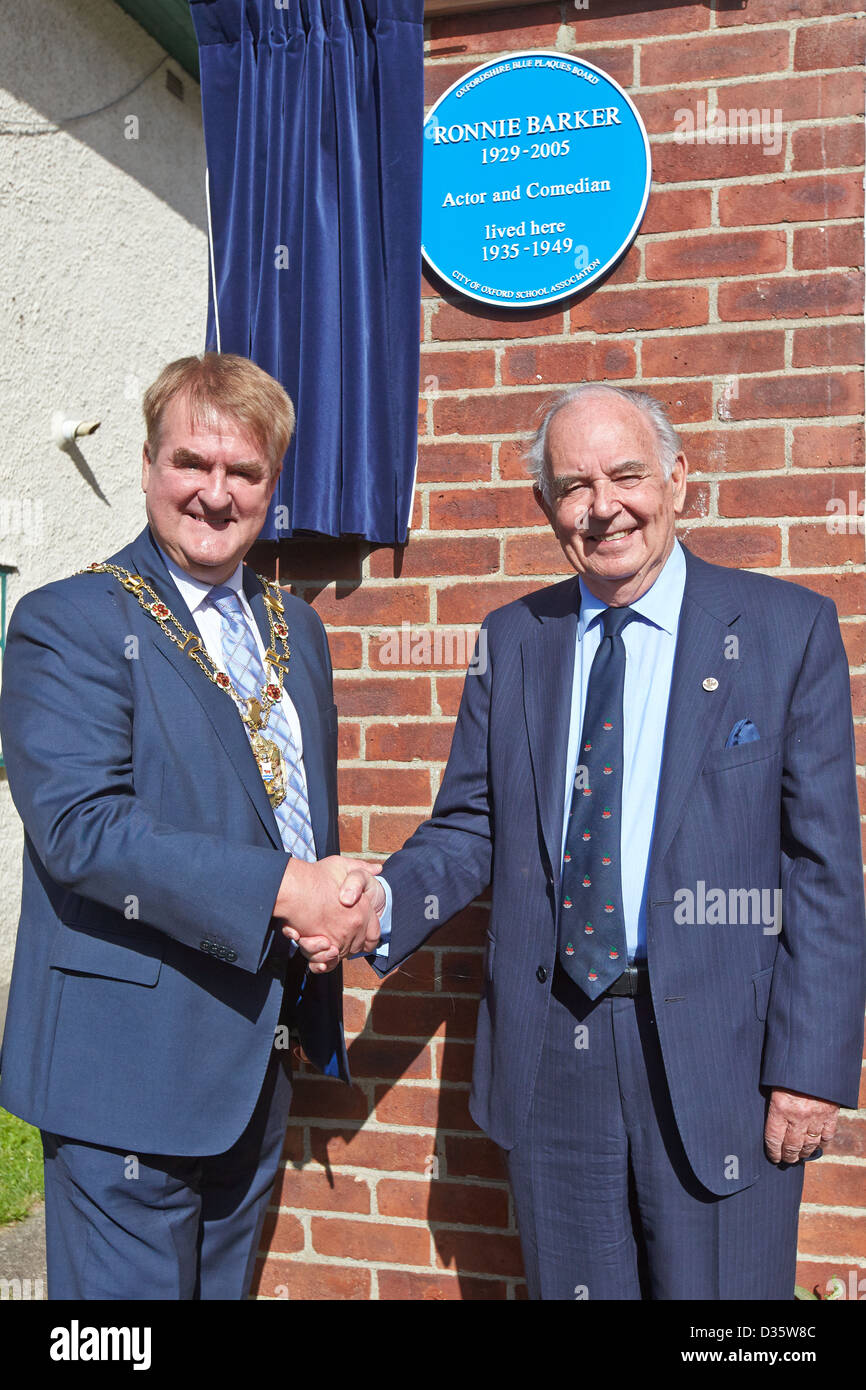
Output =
[{"x1": 559, "y1": 605, "x2": 635, "y2": 999}]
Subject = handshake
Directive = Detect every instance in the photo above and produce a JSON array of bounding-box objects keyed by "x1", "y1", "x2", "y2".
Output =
[{"x1": 272, "y1": 856, "x2": 387, "y2": 974}]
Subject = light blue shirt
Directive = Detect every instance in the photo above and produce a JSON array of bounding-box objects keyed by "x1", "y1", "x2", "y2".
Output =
[
  {"x1": 378, "y1": 540, "x2": 687, "y2": 965},
  {"x1": 565, "y1": 539, "x2": 686, "y2": 961}
]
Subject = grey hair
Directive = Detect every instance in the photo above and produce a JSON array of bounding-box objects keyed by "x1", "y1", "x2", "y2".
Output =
[{"x1": 525, "y1": 384, "x2": 682, "y2": 504}]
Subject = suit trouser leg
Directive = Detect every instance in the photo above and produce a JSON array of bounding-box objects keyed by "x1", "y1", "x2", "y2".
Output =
[
  {"x1": 506, "y1": 966, "x2": 804, "y2": 1300},
  {"x1": 41, "y1": 1009, "x2": 293, "y2": 1301}
]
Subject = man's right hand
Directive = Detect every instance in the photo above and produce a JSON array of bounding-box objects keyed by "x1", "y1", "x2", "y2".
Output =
[{"x1": 272, "y1": 856, "x2": 383, "y2": 968}]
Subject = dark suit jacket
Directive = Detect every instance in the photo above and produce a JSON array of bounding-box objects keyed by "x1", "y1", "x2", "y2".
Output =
[
  {"x1": 376, "y1": 544, "x2": 866, "y2": 1196},
  {"x1": 0, "y1": 526, "x2": 348, "y2": 1155}
]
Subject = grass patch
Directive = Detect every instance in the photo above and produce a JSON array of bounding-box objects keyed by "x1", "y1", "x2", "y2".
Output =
[{"x1": 0, "y1": 1108, "x2": 44, "y2": 1224}]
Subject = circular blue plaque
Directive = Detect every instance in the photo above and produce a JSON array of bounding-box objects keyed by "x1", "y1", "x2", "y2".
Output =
[{"x1": 422, "y1": 52, "x2": 651, "y2": 309}]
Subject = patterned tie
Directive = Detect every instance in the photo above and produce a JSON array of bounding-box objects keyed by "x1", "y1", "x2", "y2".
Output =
[
  {"x1": 559, "y1": 605, "x2": 636, "y2": 999},
  {"x1": 209, "y1": 586, "x2": 317, "y2": 863}
]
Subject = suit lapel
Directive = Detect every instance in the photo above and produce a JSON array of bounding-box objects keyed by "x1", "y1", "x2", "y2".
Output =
[
  {"x1": 244, "y1": 569, "x2": 331, "y2": 858},
  {"x1": 119, "y1": 528, "x2": 284, "y2": 849},
  {"x1": 521, "y1": 580, "x2": 580, "y2": 891},
  {"x1": 649, "y1": 546, "x2": 743, "y2": 871}
]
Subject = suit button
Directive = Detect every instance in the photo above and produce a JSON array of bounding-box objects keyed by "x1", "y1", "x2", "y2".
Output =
[
  {"x1": 200, "y1": 940, "x2": 212, "y2": 953},
  {"x1": 225, "y1": 950, "x2": 237, "y2": 962},
  {"x1": 536, "y1": 966, "x2": 548, "y2": 983}
]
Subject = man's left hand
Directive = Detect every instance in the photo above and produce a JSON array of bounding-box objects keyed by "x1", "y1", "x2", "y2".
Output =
[{"x1": 764, "y1": 1088, "x2": 839, "y2": 1164}]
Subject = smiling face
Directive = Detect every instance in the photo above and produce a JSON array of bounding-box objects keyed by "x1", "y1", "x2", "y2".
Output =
[
  {"x1": 537, "y1": 392, "x2": 688, "y2": 606},
  {"x1": 141, "y1": 392, "x2": 279, "y2": 585}
]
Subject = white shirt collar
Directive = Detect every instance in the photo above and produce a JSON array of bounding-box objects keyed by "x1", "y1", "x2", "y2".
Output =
[{"x1": 154, "y1": 541, "x2": 245, "y2": 616}]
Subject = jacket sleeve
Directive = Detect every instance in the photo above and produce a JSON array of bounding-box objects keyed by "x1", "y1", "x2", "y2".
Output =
[
  {"x1": 760, "y1": 597, "x2": 866, "y2": 1108},
  {"x1": 0, "y1": 586, "x2": 289, "y2": 974},
  {"x1": 372, "y1": 619, "x2": 495, "y2": 975}
]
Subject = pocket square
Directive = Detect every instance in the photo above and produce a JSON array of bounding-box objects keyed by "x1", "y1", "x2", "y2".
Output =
[{"x1": 726, "y1": 717, "x2": 760, "y2": 749}]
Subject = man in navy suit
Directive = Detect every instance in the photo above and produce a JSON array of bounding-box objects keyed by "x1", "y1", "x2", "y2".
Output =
[
  {"x1": 0, "y1": 353, "x2": 382, "y2": 1299},
  {"x1": 318, "y1": 383, "x2": 866, "y2": 1299}
]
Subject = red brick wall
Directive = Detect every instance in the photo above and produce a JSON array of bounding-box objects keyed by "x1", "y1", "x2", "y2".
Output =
[{"x1": 254, "y1": 0, "x2": 865, "y2": 1300}]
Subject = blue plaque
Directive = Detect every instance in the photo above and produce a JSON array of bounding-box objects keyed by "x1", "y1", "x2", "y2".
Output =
[{"x1": 422, "y1": 52, "x2": 651, "y2": 308}]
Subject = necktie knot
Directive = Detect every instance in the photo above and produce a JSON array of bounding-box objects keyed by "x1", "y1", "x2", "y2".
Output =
[
  {"x1": 209, "y1": 585, "x2": 244, "y2": 622},
  {"x1": 602, "y1": 606, "x2": 635, "y2": 641}
]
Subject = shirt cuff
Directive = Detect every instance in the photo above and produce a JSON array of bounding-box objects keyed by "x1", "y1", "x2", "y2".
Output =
[{"x1": 349, "y1": 876, "x2": 392, "y2": 960}]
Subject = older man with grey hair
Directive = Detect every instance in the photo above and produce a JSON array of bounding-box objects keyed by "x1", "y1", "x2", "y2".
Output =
[{"x1": 309, "y1": 381, "x2": 866, "y2": 1300}]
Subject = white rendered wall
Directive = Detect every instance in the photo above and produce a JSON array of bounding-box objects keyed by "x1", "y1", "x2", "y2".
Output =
[{"x1": 0, "y1": 0, "x2": 208, "y2": 981}]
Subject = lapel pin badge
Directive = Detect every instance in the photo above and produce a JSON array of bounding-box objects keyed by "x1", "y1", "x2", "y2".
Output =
[{"x1": 702, "y1": 677, "x2": 719, "y2": 691}]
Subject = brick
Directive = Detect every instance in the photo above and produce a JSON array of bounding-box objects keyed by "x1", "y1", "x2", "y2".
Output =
[
  {"x1": 648, "y1": 381, "x2": 713, "y2": 426},
  {"x1": 679, "y1": 525, "x2": 782, "y2": 569},
  {"x1": 681, "y1": 426, "x2": 785, "y2": 474},
  {"x1": 347, "y1": 1037, "x2": 433, "y2": 1081},
  {"x1": 431, "y1": 301, "x2": 565, "y2": 342},
  {"x1": 338, "y1": 723, "x2": 360, "y2": 760},
  {"x1": 682, "y1": 481, "x2": 711, "y2": 519},
  {"x1": 434, "y1": 1228, "x2": 525, "y2": 1277},
  {"x1": 437, "y1": 579, "x2": 543, "y2": 624},
  {"x1": 602, "y1": 244, "x2": 642, "y2": 288},
  {"x1": 795, "y1": 18, "x2": 866, "y2": 72},
  {"x1": 642, "y1": 31, "x2": 790, "y2": 87},
  {"x1": 646, "y1": 230, "x2": 785, "y2": 282},
  {"x1": 793, "y1": 323, "x2": 864, "y2": 369},
  {"x1": 797, "y1": 1212, "x2": 866, "y2": 1260},
  {"x1": 338, "y1": 812, "x2": 363, "y2": 852},
  {"x1": 365, "y1": 722, "x2": 456, "y2": 762},
  {"x1": 718, "y1": 273, "x2": 864, "y2": 322},
  {"x1": 570, "y1": 0, "x2": 708, "y2": 41},
  {"x1": 718, "y1": 472, "x2": 863, "y2": 518},
  {"x1": 377, "y1": 1270, "x2": 509, "y2": 1299},
  {"x1": 559, "y1": 44, "x2": 634, "y2": 90},
  {"x1": 311, "y1": 583, "x2": 429, "y2": 625},
  {"x1": 434, "y1": 393, "x2": 545, "y2": 439},
  {"x1": 429, "y1": 485, "x2": 542, "y2": 530},
  {"x1": 420, "y1": 349, "x2": 496, "y2": 391},
  {"x1": 415, "y1": 441, "x2": 493, "y2": 485},
  {"x1": 429, "y1": 5, "x2": 561, "y2": 53},
  {"x1": 502, "y1": 339, "x2": 637, "y2": 386},
  {"x1": 339, "y1": 767, "x2": 431, "y2": 808},
  {"x1": 424, "y1": 61, "x2": 480, "y2": 108},
  {"x1": 505, "y1": 533, "x2": 566, "y2": 576},
  {"x1": 290, "y1": 1077, "x2": 369, "y2": 1122},
  {"x1": 841, "y1": 620, "x2": 866, "y2": 666},
  {"x1": 340, "y1": 992, "x2": 371, "y2": 1034},
  {"x1": 369, "y1": 624, "x2": 483, "y2": 672},
  {"x1": 794, "y1": 223, "x2": 864, "y2": 271},
  {"x1": 335, "y1": 676, "x2": 431, "y2": 717},
  {"x1": 440, "y1": 950, "x2": 484, "y2": 994},
  {"x1": 436, "y1": 1039, "x2": 477, "y2": 1085},
  {"x1": 328, "y1": 631, "x2": 362, "y2": 669},
  {"x1": 783, "y1": 571, "x2": 865, "y2": 616},
  {"x1": 630, "y1": 88, "x2": 712, "y2": 140},
  {"x1": 368, "y1": 951, "x2": 436, "y2": 993},
  {"x1": 370, "y1": 991, "x2": 478, "y2": 1040},
  {"x1": 793, "y1": 423, "x2": 864, "y2": 469},
  {"x1": 571, "y1": 286, "x2": 709, "y2": 334},
  {"x1": 430, "y1": 903, "x2": 491, "y2": 949},
  {"x1": 310, "y1": 1126, "x2": 435, "y2": 1172},
  {"x1": 724, "y1": 371, "x2": 863, "y2": 421},
  {"x1": 792, "y1": 123, "x2": 865, "y2": 172},
  {"x1": 499, "y1": 439, "x2": 532, "y2": 481},
  {"x1": 719, "y1": 174, "x2": 863, "y2": 226},
  {"x1": 717, "y1": 71, "x2": 863, "y2": 123},
  {"x1": 255, "y1": 1261, "x2": 372, "y2": 1300},
  {"x1": 274, "y1": 1168, "x2": 371, "y2": 1214},
  {"x1": 312, "y1": 1215, "x2": 431, "y2": 1265},
  {"x1": 650, "y1": 139, "x2": 786, "y2": 183},
  {"x1": 369, "y1": 811, "x2": 429, "y2": 855},
  {"x1": 445, "y1": 1134, "x2": 509, "y2": 1181},
  {"x1": 276, "y1": 538, "x2": 362, "y2": 582},
  {"x1": 790, "y1": 524, "x2": 866, "y2": 567},
  {"x1": 370, "y1": 538, "x2": 499, "y2": 581},
  {"x1": 378, "y1": 1177, "x2": 510, "y2": 1227},
  {"x1": 643, "y1": 330, "x2": 784, "y2": 380},
  {"x1": 717, "y1": 0, "x2": 855, "y2": 23},
  {"x1": 261, "y1": 1211, "x2": 303, "y2": 1254},
  {"x1": 640, "y1": 188, "x2": 713, "y2": 235},
  {"x1": 436, "y1": 675, "x2": 466, "y2": 717},
  {"x1": 374, "y1": 1085, "x2": 444, "y2": 1130}
]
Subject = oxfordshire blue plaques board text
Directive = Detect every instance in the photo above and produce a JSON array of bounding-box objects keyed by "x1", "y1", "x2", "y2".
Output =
[{"x1": 422, "y1": 52, "x2": 651, "y2": 308}]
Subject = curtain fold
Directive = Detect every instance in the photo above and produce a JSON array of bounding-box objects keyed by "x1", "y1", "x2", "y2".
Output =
[{"x1": 190, "y1": 0, "x2": 424, "y2": 543}]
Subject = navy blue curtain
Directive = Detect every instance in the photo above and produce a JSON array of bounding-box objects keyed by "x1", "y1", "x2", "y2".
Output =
[{"x1": 190, "y1": 0, "x2": 423, "y2": 543}]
